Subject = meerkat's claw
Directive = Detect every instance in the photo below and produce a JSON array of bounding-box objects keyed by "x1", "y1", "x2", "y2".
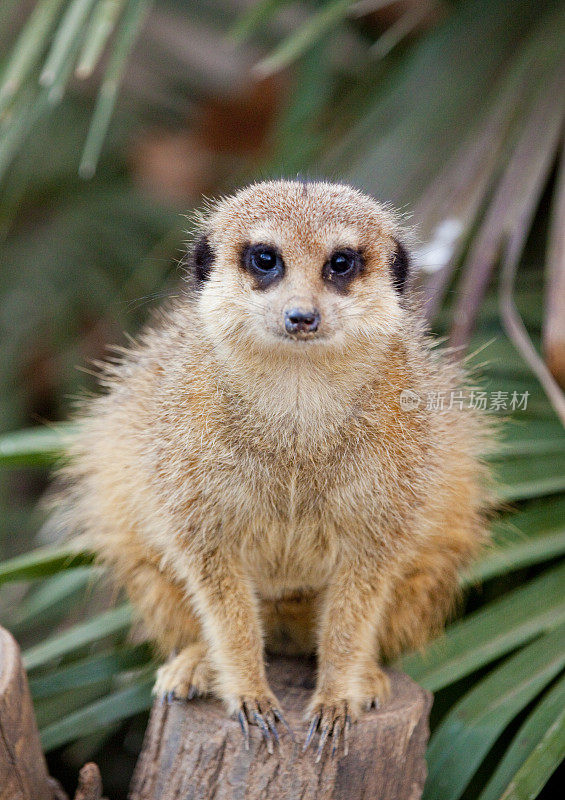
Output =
[
  {"x1": 154, "y1": 644, "x2": 213, "y2": 702},
  {"x1": 304, "y1": 703, "x2": 352, "y2": 760},
  {"x1": 273, "y1": 708, "x2": 295, "y2": 741},
  {"x1": 253, "y1": 711, "x2": 274, "y2": 754},
  {"x1": 330, "y1": 720, "x2": 341, "y2": 757},
  {"x1": 158, "y1": 684, "x2": 202, "y2": 704},
  {"x1": 303, "y1": 713, "x2": 320, "y2": 751},
  {"x1": 238, "y1": 710, "x2": 250, "y2": 750},
  {"x1": 237, "y1": 696, "x2": 290, "y2": 753},
  {"x1": 264, "y1": 711, "x2": 280, "y2": 745},
  {"x1": 344, "y1": 714, "x2": 352, "y2": 756},
  {"x1": 315, "y1": 723, "x2": 330, "y2": 763}
]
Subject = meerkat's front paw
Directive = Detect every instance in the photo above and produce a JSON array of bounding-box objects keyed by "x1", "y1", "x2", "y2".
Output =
[
  {"x1": 304, "y1": 665, "x2": 391, "y2": 761},
  {"x1": 303, "y1": 697, "x2": 352, "y2": 762},
  {"x1": 235, "y1": 692, "x2": 293, "y2": 754},
  {"x1": 154, "y1": 642, "x2": 213, "y2": 702},
  {"x1": 357, "y1": 661, "x2": 391, "y2": 711}
]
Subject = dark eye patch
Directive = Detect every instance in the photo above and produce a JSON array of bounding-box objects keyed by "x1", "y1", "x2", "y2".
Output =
[
  {"x1": 241, "y1": 243, "x2": 285, "y2": 289},
  {"x1": 322, "y1": 248, "x2": 364, "y2": 293},
  {"x1": 184, "y1": 234, "x2": 215, "y2": 289},
  {"x1": 390, "y1": 238, "x2": 410, "y2": 294}
]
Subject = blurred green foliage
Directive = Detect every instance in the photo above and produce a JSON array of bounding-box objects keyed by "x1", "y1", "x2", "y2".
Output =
[{"x1": 0, "y1": 1, "x2": 564, "y2": 798}]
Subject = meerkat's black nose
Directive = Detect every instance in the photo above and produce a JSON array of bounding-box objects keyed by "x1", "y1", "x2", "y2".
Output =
[{"x1": 284, "y1": 308, "x2": 320, "y2": 334}]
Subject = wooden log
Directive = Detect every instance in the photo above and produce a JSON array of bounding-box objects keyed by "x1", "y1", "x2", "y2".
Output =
[
  {"x1": 0, "y1": 626, "x2": 105, "y2": 800},
  {"x1": 130, "y1": 657, "x2": 432, "y2": 800},
  {"x1": 0, "y1": 626, "x2": 52, "y2": 800},
  {"x1": 71, "y1": 763, "x2": 103, "y2": 800}
]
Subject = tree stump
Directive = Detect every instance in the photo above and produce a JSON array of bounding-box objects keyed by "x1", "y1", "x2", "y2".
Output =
[
  {"x1": 0, "y1": 626, "x2": 105, "y2": 800},
  {"x1": 130, "y1": 657, "x2": 432, "y2": 800},
  {"x1": 0, "y1": 625, "x2": 53, "y2": 800}
]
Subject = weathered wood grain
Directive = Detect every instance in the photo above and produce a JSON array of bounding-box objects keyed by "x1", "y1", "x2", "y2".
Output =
[
  {"x1": 130, "y1": 657, "x2": 432, "y2": 800},
  {"x1": 0, "y1": 626, "x2": 52, "y2": 800}
]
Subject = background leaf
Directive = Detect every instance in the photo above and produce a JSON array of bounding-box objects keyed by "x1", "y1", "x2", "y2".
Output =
[
  {"x1": 0, "y1": 1, "x2": 564, "y2": 797},
  {"x1": 423, "y1": 624, "x2": 565, "y2": 800}
]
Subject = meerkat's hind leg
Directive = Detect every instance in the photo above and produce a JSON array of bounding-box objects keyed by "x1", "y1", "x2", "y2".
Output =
[{"x1": 154, "y1": 641, "x2": 215, "y2": 701}]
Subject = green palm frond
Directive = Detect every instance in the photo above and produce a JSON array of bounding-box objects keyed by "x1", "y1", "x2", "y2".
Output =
[
  {"x1": 0, "y1": 0, "x2": 153, "y2": 181},
  {"x1": 1, "y1": 0, "x2": 564, "y2": 795},
  {"x1": 423, "y1": 624, "x2": 565, "y2": 800}
]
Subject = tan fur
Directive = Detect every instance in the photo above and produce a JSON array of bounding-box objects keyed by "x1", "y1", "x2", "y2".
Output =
[{"x1": 50, "y1": 180, "x2": 493, "y2": 739}]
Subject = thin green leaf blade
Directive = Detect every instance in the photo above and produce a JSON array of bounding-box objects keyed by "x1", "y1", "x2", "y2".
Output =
[
  {"x1": 499, "y1": 706, "x2": 565, "y2": 800},
  {"x1": 423, "y1": 623, "x2": 565, "y2": 800},
  {"x1": 0, "y1": 425, "x2": 72, "y2": 466},
  {"x1": 40, "y1": 668, "x2": 154, "y2": 751},
  {"x1": 75, "y1": 0, "x2": 126, "y2": 79},
  {"x1": 463, "y1": 495, "x2": 565, "y2": 583},
  {"x1": 496, "y1": 452, "x2": 565, "y2": 501},
  {"x1": 8, "y1": 567, "x2": 98, "y2": 634},
  {"x1": 230, "y1": 0, "x2": 290, "y2": 44},
  {"x1": 40, "y1": 0, "x2": 98, "y2": 87},
  {"x1": 29, "y1": 644, "x2": 152, "y2": 699},
  {"x1": 0, "y1": 546, "x2": 93, "y2": 586},
  {"x1": 478, "y1": 673, "x2": 565, "y2": 800},
  {"x1": 0, "y1": 0, "x2": 65, "y2": 113},
  {"x1": 79, "y1": 0, "x2": 153, "y2": 178},
  {"x1": 23, "y1": 604, "x2": 132, "y2": 671},
  {"x1": 401, "y1": 563, "x2": 565, "y2": 690},
  {"x1": 253, "y1": 0, "x2": 355, "y2": 77},
  {"x1": 35, "y1": 680, "x2": 114, "y2": 730},
  {"x1": 463, "y1": 528, "x2": 565, "y2": 584}
]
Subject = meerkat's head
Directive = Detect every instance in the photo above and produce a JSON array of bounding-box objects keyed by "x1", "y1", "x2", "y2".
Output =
[{"x1": 185, "y1": 180, "x2": 411, "y2": 364}]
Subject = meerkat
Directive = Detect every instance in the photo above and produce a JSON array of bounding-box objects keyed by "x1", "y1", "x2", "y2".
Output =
[{"x1": 51, "y1": 179, "x2": 492, "y2": 759}]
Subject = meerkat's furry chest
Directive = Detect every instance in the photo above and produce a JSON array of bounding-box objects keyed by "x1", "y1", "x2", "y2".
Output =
[
  {"x1": 150, "y1": 345, "x2": 427, "y2": 595},
  {"x1": 175, "y1": 396, "x2": 390, "y2": 595},
  {"x1": 179, "y1": 426, "x2": 341, "y2": 590},
  {"x1": 227, "y1": 450, "x2": 344, "y2": 596}
]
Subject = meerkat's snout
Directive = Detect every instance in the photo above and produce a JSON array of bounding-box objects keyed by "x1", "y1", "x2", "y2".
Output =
[{"x1": 284, "y1": 305, "x2": 321, "y2": 337}]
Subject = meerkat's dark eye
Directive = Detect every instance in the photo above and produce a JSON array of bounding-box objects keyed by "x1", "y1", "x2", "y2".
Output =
[
  {"x1": 252, "y1": 248, "x2": 279, "y2": 272},
  {"x1": 242, "y1": 243, "x2": 284, "y2": 288},
  {"x1": 329, "y1": 251, "x2": 356, "y2": 275},
  {"x1": 323, "y1": 248, "x2": 363, "y2": 291}
]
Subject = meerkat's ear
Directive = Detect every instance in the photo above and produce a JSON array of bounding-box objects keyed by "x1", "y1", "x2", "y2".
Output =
[
  {"x1": 390, "y1": 238, "x2": 410, "y2": 294},
  {"x1": 185, "y1": 234, "x2": 215, "y2": 287}
]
